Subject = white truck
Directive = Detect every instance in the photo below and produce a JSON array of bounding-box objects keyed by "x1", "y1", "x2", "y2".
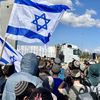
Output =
[{"x1": 59, "y1": 44, "x2": 80, "y2": 63}]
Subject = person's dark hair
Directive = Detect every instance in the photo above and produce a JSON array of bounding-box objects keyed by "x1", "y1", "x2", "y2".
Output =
[
  {"x1": 68, "y1": 62, "x2": 73, "y2": 70},
  {"x1": 44, "y1": 55, "x2": 46, "y2": 58},
  {"x1": 72, "y1": 76, "x2": 81, "y2": 81},
  {"x1": 84, "y1": 60, "x2": 90, "y2": 65},
  {"x1": 0, "y1": 64, "x2": 4, "y2": 76},
  {"x1": 2, "y1": 63, "x2": 15, "y2": 77},
  {"x1": 15, "y1": 82, "x2": 36, "y2": 100},
  {"x1": 39, "y1": 59, "x2": 46, "y2": 69},
  {"x1": 45, "y1": 60, "x2": 52, "y2": 70},
  {"x1": 29, "y1": 87, "x2": 53, "y2": 100}
]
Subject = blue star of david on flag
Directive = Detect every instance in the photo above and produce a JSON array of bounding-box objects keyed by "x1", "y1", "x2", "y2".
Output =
[
  {"x1": 32, "y1": 13, "x2": 51, "y2": 31},
  {"x1": 10, "y1": 56, "x2": 17, "y2": 63}
]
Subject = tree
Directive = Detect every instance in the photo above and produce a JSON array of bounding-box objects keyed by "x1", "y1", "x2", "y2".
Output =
[{"x1": 80, "y1": 51, "x2": 91, "y2": 59}]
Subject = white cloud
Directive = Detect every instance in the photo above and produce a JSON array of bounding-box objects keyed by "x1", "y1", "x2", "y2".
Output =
[
  {"x1": 61, "y1": 9, "x2": 100, "y2": 28},
  {"x1": 93, "y1": 47, "x2": 100, "y2": 53},
  {"x1": 2, "y1": 0, "x2": 100, "y2": 28},
  {"x1": 82, "y1": 47, "x2": 100, "y2": 53},
  {"x1": 75, "y1": 0, "x2": 82, "y2": 6},
  {"x1": 86, "y1": 9, "x2": 97, "y2": 15},
  {"x1": 44, "y1": 0, "x2": 73, "y2": 7},
  {"x1": 83, "y1": 49, "x2": 91, "y2": 53}
]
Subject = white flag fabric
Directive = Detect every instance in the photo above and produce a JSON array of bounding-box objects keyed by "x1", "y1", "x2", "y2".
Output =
[
  {"x1": 0, "y1": 36, "x2": 22, "y2": 72},
  {"x1": 6, "y1": 0, "x2": 69, "y2": 44}
]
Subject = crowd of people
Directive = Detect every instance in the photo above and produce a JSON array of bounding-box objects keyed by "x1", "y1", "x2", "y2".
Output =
[{"x1": 0, "y1": 53, "x2": 100, "y2": 100}]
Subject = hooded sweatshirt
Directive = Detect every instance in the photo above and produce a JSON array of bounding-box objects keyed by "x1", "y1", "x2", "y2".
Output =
[
  {"x1": 21, "y1": 53, "x2": 39, "y2": 75},
  {"x1": 2, "y1": 53, "x2": 43, "y2": 100}
]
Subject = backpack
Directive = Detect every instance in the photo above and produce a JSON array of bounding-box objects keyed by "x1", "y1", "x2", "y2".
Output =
[
  {"x1": 71, "y1": 86, "x2": 93, "y2": 100},
  {"x1": 96, "y1": 84, "x2": 100, "y2": 100}
]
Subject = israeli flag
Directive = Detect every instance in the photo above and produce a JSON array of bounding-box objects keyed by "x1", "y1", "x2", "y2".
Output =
[
  {"x1": 0, "y1": 36, "x2": 22, "y2": 72},
  {"x1": 6, "y1": 0, "x2": 69, "y2": 44}
]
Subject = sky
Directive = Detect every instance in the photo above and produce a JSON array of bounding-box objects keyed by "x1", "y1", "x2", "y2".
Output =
[{"x1": 45, "y1": 0, "x2": 100, "y2": 53}]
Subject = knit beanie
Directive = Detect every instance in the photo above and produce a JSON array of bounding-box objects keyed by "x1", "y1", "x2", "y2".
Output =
[
  {"x1": 15, "y1": 81, "x2": 28, "y2": 96},
  {"x1": 51, "y1": 64, "x2": 61, "y2": 74},
  {"x1": 73, "y1": 60, "x2": 80, "y2": 68},
  {"x1": 54, "y1": 58, "x2": 61, "y2": 64},
  {"x1": 71, "y1": 69, "x2": 81, "y2": 78}
]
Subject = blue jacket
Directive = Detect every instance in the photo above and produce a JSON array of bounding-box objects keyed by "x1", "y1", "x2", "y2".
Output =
[{"x1": 2, "y1": 53, "x2": 43, "y2": 100}]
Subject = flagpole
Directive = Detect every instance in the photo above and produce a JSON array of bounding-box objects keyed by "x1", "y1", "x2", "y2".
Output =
[
  {"x1": 15, "y1": 40, "x2": 18, "y2": 50},
  {"x1": 0, "y1": 36, "x2": 7, "y2": 58}
]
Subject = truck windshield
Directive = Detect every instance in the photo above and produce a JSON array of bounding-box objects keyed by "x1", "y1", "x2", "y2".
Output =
[{"x1": 73, "y1": 49, "x2": 80, "y2": 56}]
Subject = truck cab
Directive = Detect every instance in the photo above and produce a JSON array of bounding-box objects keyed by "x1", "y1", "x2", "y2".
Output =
[{"x1": 56, "y1": 43, "x2": 80, "y2": 64}]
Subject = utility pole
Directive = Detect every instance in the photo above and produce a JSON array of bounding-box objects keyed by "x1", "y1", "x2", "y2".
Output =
[{"x1": 0, "y1": 0, "x2": 16, "y2": 48}]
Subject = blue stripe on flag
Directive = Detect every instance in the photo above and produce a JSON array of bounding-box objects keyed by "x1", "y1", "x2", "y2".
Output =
[
  {"x1": 7, "y1": 26, "x2": 51, "y2": 44},
  {"x1": 15, "y1": 0, "x2": 69, "y2": 13},
  {"x1": 0, "y1": 38, "x2": 17, "y2": 55},
  {"x1": 0, "y1": 58, "x2": 9, "y2": 64}
]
